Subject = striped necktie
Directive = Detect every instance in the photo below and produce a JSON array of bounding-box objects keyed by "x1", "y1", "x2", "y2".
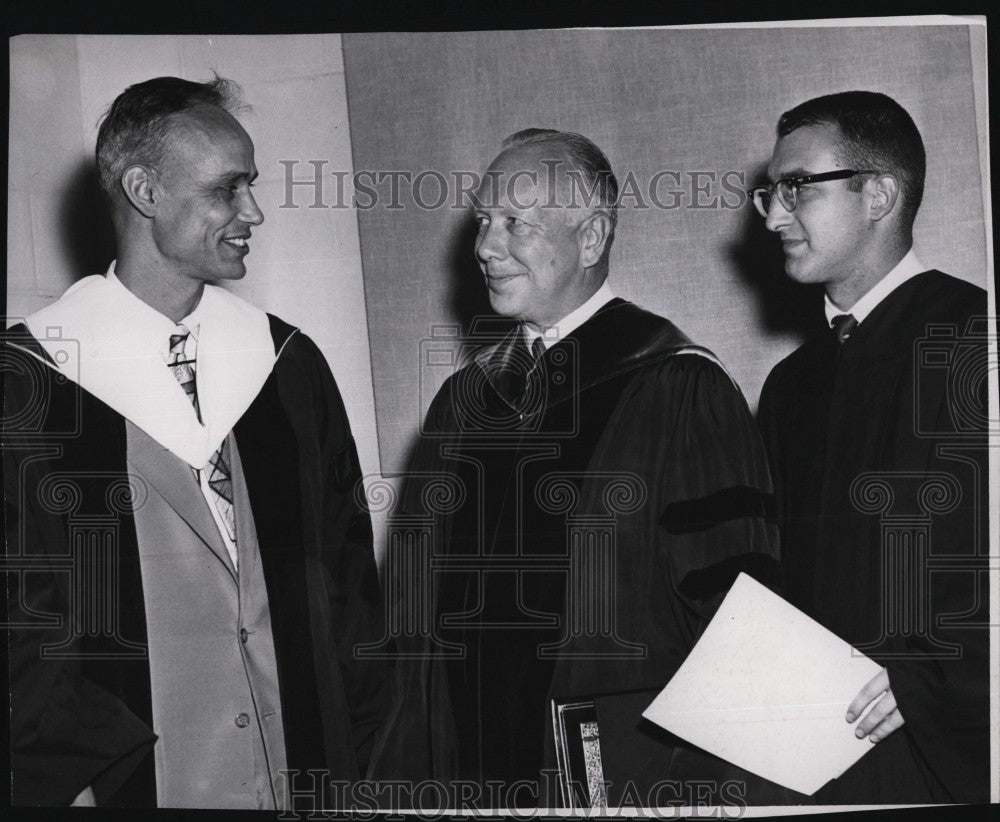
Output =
[
  {"x1": 517, "y1": 336, "x2": 547, "y2": 411},
  {"x1": 167, "y1": 326, "x2": 237, "y2": 546},
  {"x1": 530, "y1": 336, "x2": 546, "y2": 363}
]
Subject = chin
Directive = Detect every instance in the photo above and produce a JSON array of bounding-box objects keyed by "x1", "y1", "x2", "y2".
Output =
[
  {"x1": 784, "y1": 261, "x2": 817, "y2": 285},
  {"x1": 487, "y1": 296, "x2": 523, "y2": 320},
  {"x1": 210, "y1": 265, "x2": 249, "y2": 282}
]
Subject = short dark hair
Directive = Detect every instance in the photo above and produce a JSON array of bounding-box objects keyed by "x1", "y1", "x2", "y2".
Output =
[
  {"x1": 96, "y1": 75, "x2": 245, "y2": 196},
  {"x1": 500, "y1": 128, "x2": 619, "y2": 264},
  {"x1": 777, "y1": 91, "x2": 925, "y2": 226}
]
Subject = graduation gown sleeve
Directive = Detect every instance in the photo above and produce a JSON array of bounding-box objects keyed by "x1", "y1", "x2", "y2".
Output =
[
  {"x1": 756, "y1": 272, "x2": 990, "y2": 802},
  {"x1": 252, "y1": 329, "x2": 389, "y2": 778},
  {"x1": 364, "y1": 377, "x2": 461, "y2": 784},
  {"x1": 2, "y1": 332, "x2": 157, "y2": 805},
  {"x1": 547, "y1": 352, "x2": 785, "y2": 805}
]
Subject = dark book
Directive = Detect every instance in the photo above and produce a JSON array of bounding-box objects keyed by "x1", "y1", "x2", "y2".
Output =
[{"x1": 550, "y1": 698, "x2": 607, "y2": 809}]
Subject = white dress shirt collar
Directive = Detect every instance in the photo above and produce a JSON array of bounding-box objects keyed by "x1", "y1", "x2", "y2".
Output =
[
  {"x1": 522, "y1": 281, "x2": 616, "y2": 353},
  {"x1": 824, "y1": 249, "x2": 927, "y2": 327}
]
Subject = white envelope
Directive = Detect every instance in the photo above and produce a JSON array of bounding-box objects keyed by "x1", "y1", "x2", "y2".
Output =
[{"x1": 642, "y1": 572, "x2": 884, "y2": 796}]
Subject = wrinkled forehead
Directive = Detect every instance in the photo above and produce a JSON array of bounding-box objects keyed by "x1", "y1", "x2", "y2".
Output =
[
  {"x1": 162, "y1": 104, "x2": 256, "y2": 172},
  {"x1": 473, "y1": 144, "x2": 578, "y2": 211},
  {"x1": 767, "y1": 122, "x2": 842, "y2": 182}
]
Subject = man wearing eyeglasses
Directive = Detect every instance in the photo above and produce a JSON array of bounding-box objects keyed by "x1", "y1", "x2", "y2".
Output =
[{"x1": 754, "y1": 91, "x2": 989, "y2": 804}]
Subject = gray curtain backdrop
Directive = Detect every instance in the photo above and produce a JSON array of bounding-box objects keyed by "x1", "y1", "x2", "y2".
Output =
[{"x1": 342, "y1": 25, "x2": 988, "y2": 476}]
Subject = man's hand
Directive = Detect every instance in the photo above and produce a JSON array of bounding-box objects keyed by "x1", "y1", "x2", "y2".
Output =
[
  {"x1": 846, "y1": 667, "x2": 905, "y2": 743},
  {"x1": 71, "y1": 786, "x2": 96, "y2": 806}
]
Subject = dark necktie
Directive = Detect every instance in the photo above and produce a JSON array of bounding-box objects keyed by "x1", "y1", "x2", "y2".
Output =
[
  {"x1": 167, "y1": 326, "x2": 237, "y2": 546},
  {"x1": 831, "y1": 313, "x2": 858, "y2": 344},
  {"x1": 517, "y1": 337, "x2": 547, "y2": 411},
  {"x1": 530, "y1": 336, "x2": 546, "y2": 364}
]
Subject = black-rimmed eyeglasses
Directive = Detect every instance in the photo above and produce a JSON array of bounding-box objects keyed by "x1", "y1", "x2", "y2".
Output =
[{"x1": 748, "y1": 169, "x2": 881, "y2": 216}]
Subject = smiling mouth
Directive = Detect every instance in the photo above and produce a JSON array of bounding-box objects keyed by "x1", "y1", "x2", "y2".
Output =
[
  {"x1": 486, "y1": 273, "x2": 523, "y2": 291},
  {"x1": 486, "y1": 269, "x2": 523, "y2": 281},
  {"x1": 222, "y1": 237, "x2": 250, "y2": 252}
]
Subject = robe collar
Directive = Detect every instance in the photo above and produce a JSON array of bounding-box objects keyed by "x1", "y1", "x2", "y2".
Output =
[
  {"x1": 475, "y1": 298, "x2": 710, "y2": 411},
  {"x1": 24, "y1": 264, "x2": 279, "y2": 469},
  {"x1": 522, "y1": 282, "x2": 616, "y2": 354},
  {"x1": 824, "y1": 248, "x2": 926, "y2": 327}
]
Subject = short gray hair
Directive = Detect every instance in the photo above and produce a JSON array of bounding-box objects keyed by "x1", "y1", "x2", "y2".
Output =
[
  {"x1": 501, "y1": 128, "x2": 618, "y2": 261},
  {"x1": 96, "y1": 74, "x2": 246, "y2": 196}
]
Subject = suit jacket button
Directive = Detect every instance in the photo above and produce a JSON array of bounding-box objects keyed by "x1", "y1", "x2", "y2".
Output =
[
  {"x1": 235, "y1": 713, "x2": 250, "y2": 728},
  {"x1": 240, "y1": 628, "x2": 249, "y2": 644}
]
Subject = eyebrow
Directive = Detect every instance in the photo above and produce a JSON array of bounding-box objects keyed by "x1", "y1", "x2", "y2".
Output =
[
  {"x1": 769, "y1": 166, "x2": 812, "y2": 183},
  {"x1": 470, "y1": 200, "x2": 509, "y2": 214},
  {"x1": 209, "y1": 170, "x2": 258, "y2": 187},
  {"x1": 469, "y1": 191, "x2": 507, "y2": 212}
]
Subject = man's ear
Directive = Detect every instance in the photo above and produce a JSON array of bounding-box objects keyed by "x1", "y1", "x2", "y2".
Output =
[
  {"x1": 578, "y1": 211, "x2": 612, "y2": 269},
  {"x1": 121, "y1": 165, "x2": 158, "y2": 218},
  {"x1": 867, "y1": 173, "x2": 900, "y2": 222}
]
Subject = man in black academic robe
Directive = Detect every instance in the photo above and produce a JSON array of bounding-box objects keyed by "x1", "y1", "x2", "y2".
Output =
[
  {"x1": 753, "y1": 91, "x2": 990, "y2": 804},
  {"x1": 2, "y1": 76, "x2": 387, "y2": 808},
  {"x1": 3, "y1": 318, "x2": 387, "y2": 807},
  {"x1": 370, "y1": 129, "x2": 782, "y2": 809}
]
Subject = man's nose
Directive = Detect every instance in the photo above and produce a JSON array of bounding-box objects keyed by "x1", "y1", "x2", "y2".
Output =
[
  {"x1": 240, "y1": 189, "x2": 265, "y2": 226},
  {"x1": 764, "y1": 195, "x2": 792, "y2": 233},
  {"x1": 475, "y1": 220, "x2": 506, "y2": 262}
]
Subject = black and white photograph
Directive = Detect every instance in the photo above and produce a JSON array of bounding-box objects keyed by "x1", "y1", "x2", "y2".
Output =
[{"x1": 2, "y1": 6, "x2": 996, "y2": 819}]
